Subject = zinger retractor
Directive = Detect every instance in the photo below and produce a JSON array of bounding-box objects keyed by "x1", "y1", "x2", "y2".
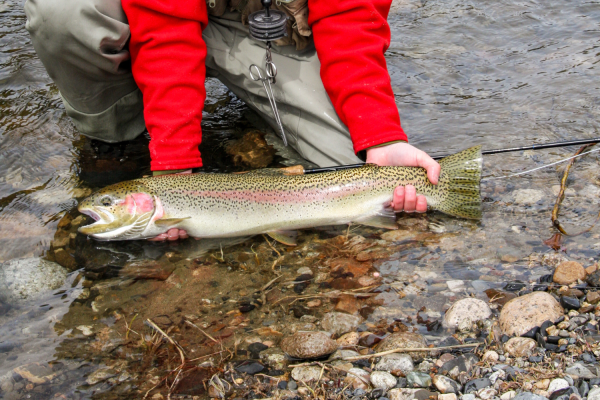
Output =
[
  {"x1": 247, "y1": 0, "x2": 289, "y2": 146},
  {"x1": 248, "y1": 0, "x2": 288, "y2": 42}
]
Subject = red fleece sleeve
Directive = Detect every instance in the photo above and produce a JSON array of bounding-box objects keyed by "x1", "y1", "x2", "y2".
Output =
[
  {"x1": 122, "y1": 0, "x2": 208, "y2": 171},
  {"x1": 308, "y1": 0, "x2": 407, "y2": 154}
]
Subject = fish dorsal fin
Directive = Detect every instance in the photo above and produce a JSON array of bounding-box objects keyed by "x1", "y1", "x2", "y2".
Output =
[
  {"x1": 154, "y1": 217, "x2": 190, "y2": 227},
  {"x1": 239, "y1": 166, "x2": 305, "y2": 176},
  {"x1": 267, "y1": 230, "x2": 298, "y2": 246},
  {"x1": 356, "y1": 207, "x2": 398, "y2": 230}
]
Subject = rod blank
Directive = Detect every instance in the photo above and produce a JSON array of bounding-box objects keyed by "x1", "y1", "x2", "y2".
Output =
[{"x1": 303, "y1": 137, "x2": 600, "y2": 174}]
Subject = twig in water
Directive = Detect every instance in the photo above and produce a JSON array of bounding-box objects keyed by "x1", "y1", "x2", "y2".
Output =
[
  {"x1": 342, "y1": 343, "x2": 481, "y2": 361},
  {"x1": 125, "y1": 313, "x2": 139, "y2": 339},
  {"x1": 260, "y1": 275, "x2": 282, "y2": 292},
  {"x1": 263, "y1": 235, "x2": 281, "y2": 257},
  {"x1": 146, "y1": 319, "x2": 186, "y2": 366},
  {"x1": 185, "y1": 320, "x2": 219, "y2": 344},
  {"x1": 551, "y1": 143, "x2": 600, "y2": 236},
  {"x1": 250, "y1": 244, "x2": 261, "y2": 266},
  {"x1": 271, "y1": 255, "x2": 284, "y2": 274}
]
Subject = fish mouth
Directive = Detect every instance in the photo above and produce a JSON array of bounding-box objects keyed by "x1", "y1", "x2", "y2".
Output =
[
  {"x1": 80, "y1": 209, "x2": 101, "y2": 221},
  {"x1": 78, "y1": 207, "x2": 118, "y2": 236}
]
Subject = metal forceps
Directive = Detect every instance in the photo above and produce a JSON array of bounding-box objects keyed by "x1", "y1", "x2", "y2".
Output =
[{"x1": 249, "y1": 60, "x2": 288, "y2": 146}]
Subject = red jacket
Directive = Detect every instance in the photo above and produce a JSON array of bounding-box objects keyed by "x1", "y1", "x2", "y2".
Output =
[{"x1": 122, "y1": 0, "x2": 407, "y2": 171}]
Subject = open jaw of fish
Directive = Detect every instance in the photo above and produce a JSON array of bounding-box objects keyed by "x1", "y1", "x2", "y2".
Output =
[{"x1": 77, "y1": 146, "x2": 483, "y2": 245}]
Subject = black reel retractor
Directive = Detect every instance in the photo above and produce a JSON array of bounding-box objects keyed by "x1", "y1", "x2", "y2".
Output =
[{"x1": 248, "y1": 0, "x2": 288, "y2": 42}]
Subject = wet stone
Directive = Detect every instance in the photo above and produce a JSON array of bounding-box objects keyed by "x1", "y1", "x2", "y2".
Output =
[
  {"x1": 499, "y1": 292, "x2": 564, "y2": 336},
  {"x1": 321, "y1": 312, "x2": 361, "y2": 336},
  {"x1": 587, "y1": 387, "x2": 600, "y2": 400},
  {"x1": 560, "y1": 296, "x2": 580, "y2": 310},
  {"x1": 375, "y1": 353, "x2": 414, "y2": 373},
  {"x1": 529, "y1": 355, "x2": 544, "y2": 363},
  {"x1": 370, "y1": 371, "x2": 398, "y2": 390},
  {"x1": 280, "y1": 331, "x2": 338, "y2": 359},
  {"x1": 377, "y1": 332, "x2": 428, "y2": 361},
  {"x1": 553, "y1": 261, "x2": 586, "y2": 285},
  {"x1": 504, "y1": 282, "x2": 526, "y2": 292},
  {"x1": 587, "y1": 291, "x2": 600, "y2": 304},
  {"x1": 581, "y1": 352, "x2": 595, "y2": 363},
  {"x1": 0, "y1": 258, "x2": 67, "y2": 303},
  {"x1": 433, "y1": 375, "x2": 460, "y2": 394},
  {"x1": 337, "y1": 332, "x2": 360, "y2": 347},
  {"x1": 406, "y1": 372, "x2": 432, "y2": 388},
  {"x1": 586, "y1": 271, "x2": 600, "y2": 287},
  {"x1": 443, "y1": 298, "x2": 491, "y2": 329},
  {"x1": 344, "y1": 367, "x2": 370, "y2": 390},
  {"x1": 235, "y1": 361, "x2": 265, "y2": 375},
  {"x1": 247, "y1": 342, "x2": 268, "y2": 355},
  {"x1": 335, "y1": 294, "x2": 359, "y2": 314},
  {"x1": 512, "y1": 393, "x2": 548, "y2": 400},
  {"x1": 578, "y1": 381, "x2": 589, "y2": 398},
  {"x1": 504, "y1": 337, "x2": 536, "y2": 358},
  {"x1": 291, "y1": 365, "x2": 321, "y2": 382},
  {"x1": 564, "y1": 363, "x2": 598, "y2": 379},
  {"x1": 85, "y1": 368, "x2": 115, "y2": 385},
  {"x1": 548, "y1": 379, "x2": 569, "y2": 394},
  {"x1": 464, "y1": 378, "x2": 491, "y2": 394},
  {"x1": 440, "y1": 354, "x2": 479, "y2": 380}
]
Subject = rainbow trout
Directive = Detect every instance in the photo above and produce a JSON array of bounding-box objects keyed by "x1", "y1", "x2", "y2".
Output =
[{"x1": 78, "y1": 146, "x2": 482, "y2": 244}]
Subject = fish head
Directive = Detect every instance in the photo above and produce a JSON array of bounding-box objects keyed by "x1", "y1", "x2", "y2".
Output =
[{"x1": 78, "y1": 180, "x2": 157, "y2": 240}]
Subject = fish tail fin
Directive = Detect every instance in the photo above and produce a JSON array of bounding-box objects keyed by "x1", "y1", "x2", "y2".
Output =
[{"x1": 435, "y1": 145, "x2": 482, "y2": 219}]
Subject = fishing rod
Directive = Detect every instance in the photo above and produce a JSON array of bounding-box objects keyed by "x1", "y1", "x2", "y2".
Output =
[
  {"x1": 430, "y1": 137, "x2": 600, "y2": 160},
  {"x1": 303, "y1": 137, "x2": 600, "y2": 174}
]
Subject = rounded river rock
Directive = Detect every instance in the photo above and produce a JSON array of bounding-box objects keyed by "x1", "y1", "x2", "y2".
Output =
[
  {"x1": 553, "y1": 261, "x2": 586, "y2": 285},
  {"x1": 443, "y1": 298, "x2": 492, "y2": 328},
  {"x1": 376, "y1": 332, "x2": 427, "y2": 361},
  {"x1": 281, "y1": 331, "x2": 338, "y2": 359},
  {"x1": 499, "y1": 292, "x2": 564, "y2": 336}
]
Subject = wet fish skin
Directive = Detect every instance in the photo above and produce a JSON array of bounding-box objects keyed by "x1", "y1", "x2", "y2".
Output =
[{"x1": 78, "y1": 146, "x2": 482, "y2": 241}]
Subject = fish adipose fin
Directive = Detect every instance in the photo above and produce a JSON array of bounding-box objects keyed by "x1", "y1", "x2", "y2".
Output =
[
  {"x1": 436, "y1": 145, "x2": 482, "y2": 219},
  {"x1": 267, "y1": 230, "x2": 298, "y2": 246},
  {"x1": 154, "y1": 217, "x2": 190, "y2": 227}
]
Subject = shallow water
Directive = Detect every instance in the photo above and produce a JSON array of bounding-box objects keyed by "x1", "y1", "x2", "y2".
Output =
[{"x1": 1, "y1": 0, "x2": 600, "y2": 398}]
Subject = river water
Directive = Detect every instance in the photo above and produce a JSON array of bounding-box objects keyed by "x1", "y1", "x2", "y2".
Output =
[{"x1": 1, "y1": 0, "x2": 600, "y2": 399}]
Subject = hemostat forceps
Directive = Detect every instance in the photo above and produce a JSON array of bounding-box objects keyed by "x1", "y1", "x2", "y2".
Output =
[{"x1": 249, "y1": 59, "x2": 288, "y2": 146}]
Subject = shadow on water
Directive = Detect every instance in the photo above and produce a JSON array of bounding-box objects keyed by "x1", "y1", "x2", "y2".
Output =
[{"x1": 2, "y1": 0, "x2": 600, "y2": 398}]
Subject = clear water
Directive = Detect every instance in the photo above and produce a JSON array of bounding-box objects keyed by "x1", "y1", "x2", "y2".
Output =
[{"x1": 1, "y1": 0, "x2": 600, "y2": 398}]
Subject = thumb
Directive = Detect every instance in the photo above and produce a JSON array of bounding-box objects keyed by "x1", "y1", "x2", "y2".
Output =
[{"x1": 417, "y1": 151, "x2": 441, "y2": 185}]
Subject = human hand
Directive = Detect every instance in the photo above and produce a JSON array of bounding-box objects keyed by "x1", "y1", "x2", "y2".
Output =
[
  {"x1": 365, "y1": 142, "x2": 441, "y2": 213},
  {"x1": 148, "y1": 169, "x2": 193, "y2": 241}
]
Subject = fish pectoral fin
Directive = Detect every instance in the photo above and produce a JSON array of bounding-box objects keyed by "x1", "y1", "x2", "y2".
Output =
[
  {"x1": 356, "y1": 215, "x2": 398, "y2": 230},
  {"x1": 154, "y1": 217, "x2": 190, "y2": 227},
  {"x1": 267, "y1": 230, "x2": 298, "y2": 246}
]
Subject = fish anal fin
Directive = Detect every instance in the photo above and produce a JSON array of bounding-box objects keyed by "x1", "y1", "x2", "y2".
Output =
[
  {"x1": 267, "y1": 231, "x2": 298, "y2": 246},
  {"x1": 154, "y1": 217, "x2": 190, "y2": 227},
  {"x1": 356, "y1": 215, "x2": 398, "y2": 230}
]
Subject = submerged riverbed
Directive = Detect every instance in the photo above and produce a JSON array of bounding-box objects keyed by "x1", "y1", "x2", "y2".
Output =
[{"x1": 1, "y1": 0, "x2": 600, "y2": 399}]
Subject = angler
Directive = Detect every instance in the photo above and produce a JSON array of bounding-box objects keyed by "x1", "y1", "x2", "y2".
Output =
[{"x1": 25, "y1": 0, "x2": 443, "y2": 241}]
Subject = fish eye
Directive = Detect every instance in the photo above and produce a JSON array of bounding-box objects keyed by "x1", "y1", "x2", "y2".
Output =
[{"x1": 100, "y1": 196, "x2": 113, "y2": 207}]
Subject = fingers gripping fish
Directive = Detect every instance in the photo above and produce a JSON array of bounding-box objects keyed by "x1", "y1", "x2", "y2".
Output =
[{"x1": 78, "y1": 146, "x2": 482, "y2": 244}]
